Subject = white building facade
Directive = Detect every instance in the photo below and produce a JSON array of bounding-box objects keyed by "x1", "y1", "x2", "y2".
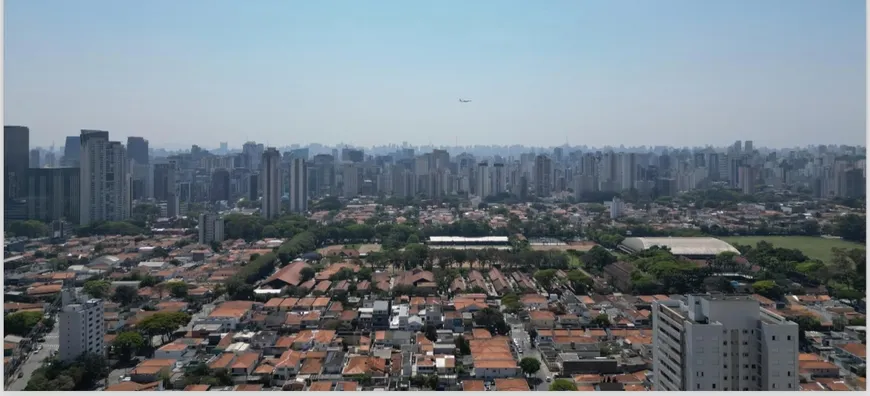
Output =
[
  {"x1": 59, "y1": 289, "x2": 105, "y2": 362},
  {"x1": 652, "y1": 295, "x2": 799, "y2": 392}
]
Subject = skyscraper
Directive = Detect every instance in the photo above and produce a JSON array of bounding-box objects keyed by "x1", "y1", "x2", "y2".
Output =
[
  {"x1": 126, "y1": 136, "x2": 149, "y2": 165},
  {"x1": 79, "y1": 130, "x2": 131, "y2": 226},
  {"x1": 4, "y1": 125, "x2": 30, "y2": 201},
  {"x1": 261, "y1": 148, "x2": 282, "y2": 219},
  {"x1": 534, "y1": 154, "x2": 552, "y2": 197},
  {"x1": 209, "y1": 168, "x2": 231, "y2": 202},
  {"x1": 153, "y1": 163, "x2": 176, "y2": 201},
  {"x1": 476, "y1": 161, "x2": 491, "y2": 198},
  {"x1": 27, "y1": 167, "x2": 81, "y2": 224},
  {"x1": 289, "y1": 157, "x2": 308, "y2": 213},
  {"x1": 198, "y1": 213, "x2": 225, "y2": 245},
  {"x1": 29, "y1": 149, "x2": 41, "y2": 168}
]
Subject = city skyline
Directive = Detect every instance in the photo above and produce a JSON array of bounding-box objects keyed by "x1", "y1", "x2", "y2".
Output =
[{"x1": 6, "y1": 0, "x2": 866, "y2": 148}]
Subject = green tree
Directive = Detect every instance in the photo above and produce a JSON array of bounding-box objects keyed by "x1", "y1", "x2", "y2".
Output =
[
  {"x1": 424, "y1": 324, "x2": 438, "y2": 342},
  {"x1": 8, "y1": 220, "x2": 50, "y2": 238},
  {"x1": 299, "y1": 267, "x2": 316, "y2": 283},
  {"x1": 549, "y1": 379, "x2": 577, "y2": 391},
  {"x1": 111, "y1": 331, "x2": 145, "y2": 361},
  {"x1": 4, "y1": 311, "x2": 43, "y2": 336},
  {"x1": 566, "y1": 270, "x2": 593, "y2": 294},
  {"x1": 138, "y1": 312, "x2": 191, "y2": 344},
  {"x1": 752, "y1": 280, "x2": 783, "y2": 300},
  {"x1": 168, "y1": 281, "x2": 189, "y2": 298},
  {"x1": 455, "y1": 335, "x2": 471, "y2": 356},
  {"x1": 533, "y1": 269, "x2": 558, "y2": 289},
  {"x1": 112, "y1": 285, "x2": 138, "y2": 306},
  {"x1": 591, "y1": 313, "x2": 611, "y2": 328},
  {"x1": 519, "y1": 357, "x2": 541, "y2": 377},
  {"x1": 835, "y1": 214, "x2": 866, "y2": 243},
  {"x1": 82, "y1": 280, "x2": 111, "y2": 299},
  {"x1": 582, "y1": 245, "x2": 617, "y2": 271}
]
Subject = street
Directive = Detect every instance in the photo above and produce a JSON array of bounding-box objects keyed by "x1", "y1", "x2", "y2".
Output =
[
  {"x1": 7, "y1": 321, "x2": 59, "y2": 391},
  {"x1": 526, "y1": 348, "x2": 552, "y2": 391}
]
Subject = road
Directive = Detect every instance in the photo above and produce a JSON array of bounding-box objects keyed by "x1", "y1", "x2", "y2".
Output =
[
  {"x1": 7, "y1": 322, "x2": 60, "y2": 391},
  {"x1": 526, "y1": 348, "x2": 552, "y2": 391}
]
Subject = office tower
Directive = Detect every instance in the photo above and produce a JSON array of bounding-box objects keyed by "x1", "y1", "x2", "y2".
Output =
[
  {"x1": 534, "y1": 155, "x2": 552, "y2": 197},
  {"x1": 79, "y1": 130, "x2": 131, "y2": 226},
  {"x1": 491, "y1": 163, "x2": 506, "y2": 195},
  {"x1": 152, "y1": 163, "x2": 176, "y2": 201},
  {"x1": 62, "y1": 136, "x2": 81, "y2": 167},
  {"x1": 27, "y1": 167, "x2": 81, "y2": 224},
  {"x1": 261, "y1": 148, "x2": 282, "y2": 219},
  {"x1": 652, "y1": 295, "x2": 799, "y2": 392},
  {"x1": 130, "y1": 162, "x2": 151, "y2": 200},
  {"x1": 59, "y1": 288, "x2": 105, "y2": 363},
  {"x1": 126, "y1": 136, "x2": 149, "y2": 165},
  {"x1": 29, "y1": 149, "x2": 41, "y2": 168},
  {"x1": 289, "y1": 157, "x2": 308, "y2": 213},
  {"x1": 620, "y1": 152, "x2": 637, "y2": 191},
  {"x1": 4, "y1": 126, "x2": 30, "y2": 200},
  {"x1": 744, "y1": 140, "x2": 753, "y2": 153},
  {"x1": 210, "y1": 168, "x2": 231, "y2": 202},
  {"x1": 198, "y1": 213, "x2": 225, "y2": 245}
]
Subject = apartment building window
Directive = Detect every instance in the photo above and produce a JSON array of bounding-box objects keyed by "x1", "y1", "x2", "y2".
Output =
[
  {"x1": 787, "y1": 371, "x2": 791, "y2": 377},
  {"x1": 772, "y1": 384, "x2": 776, "y2": 389},
  {"x1": 788, "y1": 384, "x2": 792, "y2": 389},
  {"x1": 712, "y1": 384, "x2": 717, "y2": 389},
  {"x1": 787, "y1": 335, "x2": 791, "y2": 341},
  {"x1": 772, "y1": 335, "x2": 776, "y2": 341}
]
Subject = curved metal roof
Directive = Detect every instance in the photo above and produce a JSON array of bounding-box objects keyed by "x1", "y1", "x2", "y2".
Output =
[{"x1": 620, "y1": 237, "x2": 740, "y2": 256}]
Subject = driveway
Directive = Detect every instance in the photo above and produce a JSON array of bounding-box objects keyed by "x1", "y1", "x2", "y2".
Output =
[{"x1": 6, "y1": 322, "x2": 60, "y2": 391}]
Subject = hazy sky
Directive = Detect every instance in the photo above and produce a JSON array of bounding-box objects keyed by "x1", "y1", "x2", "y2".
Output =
[{"x1": 5, "y1": 0, "x2": 866, "y2": 149}]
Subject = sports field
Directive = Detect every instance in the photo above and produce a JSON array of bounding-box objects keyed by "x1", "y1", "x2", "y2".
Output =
[{"x1": 720, "y1": 236, "x2": 864, "y2": 263}]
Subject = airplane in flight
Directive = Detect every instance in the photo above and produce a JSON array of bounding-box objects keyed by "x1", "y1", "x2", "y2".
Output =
[{"x1": 459, "y1": 99, "x2": 471, "y2": 103}]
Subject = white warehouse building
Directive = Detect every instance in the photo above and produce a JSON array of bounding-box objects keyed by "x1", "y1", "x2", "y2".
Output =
[{"x1": 652, "y1": 294, "x2": 799, "y2": 392}]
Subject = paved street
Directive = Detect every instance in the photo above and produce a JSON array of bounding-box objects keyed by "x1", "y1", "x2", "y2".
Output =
[{"x1": 7, "y1": 322, "x2": 59, "y2": 391}]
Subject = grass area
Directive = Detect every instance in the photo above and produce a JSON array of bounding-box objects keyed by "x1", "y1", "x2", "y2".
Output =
[
  {"x1": 566, "y1": 254, "x2": 583, "y2": 269},
  {"x1": 720, "y1": 236, "x2": 865, "y2": 263}
]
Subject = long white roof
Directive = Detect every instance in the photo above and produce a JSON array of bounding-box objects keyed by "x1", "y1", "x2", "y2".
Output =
[
  {"x1": 427, "y1": 236, "x2": 509, "y2": 243},
  {"x1": 620, "y1": 237, "x2": 740, "y2": 256}
]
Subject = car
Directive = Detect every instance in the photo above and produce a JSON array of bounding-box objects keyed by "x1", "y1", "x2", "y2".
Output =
[
  {"x1": 517, "y1": 348, "x2": 523, "y2": 354},
  {"x1": 546, "y1": 376, "x2": 552, "y2": 382},
  {"x1": 37, "y1": 337, "x2": 46, "y2": 342},
  {"x1": 18, "y1": 372, "x2": 24, "y2": 378}
]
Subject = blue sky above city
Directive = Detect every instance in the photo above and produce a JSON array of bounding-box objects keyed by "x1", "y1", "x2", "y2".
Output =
[{"x1": 5, "y1": 0, "x2": 866, "y2": 149}]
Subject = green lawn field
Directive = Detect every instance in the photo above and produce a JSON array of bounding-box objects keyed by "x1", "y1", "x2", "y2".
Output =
[{"x1": 720, "y1": 236, "x2": 865, "y2": 263}]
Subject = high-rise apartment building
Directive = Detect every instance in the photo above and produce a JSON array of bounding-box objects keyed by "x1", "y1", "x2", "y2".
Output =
[
  {"x1": 261, "y1": 148, "x2": 282, "y2": 219},
  {"x1": 289, "y1": 157, "x2": 308, "y2": 213},
  {"x1": 491, "y1": 163, "x2": 505, "y2": 195},
  {"x1": 534, "y1": 155, "x2": 552, "y2": 197},
  {"x1": 652, "y1": 295, "x2": 799, "y2": 392},
  {"x1": 59, "y1": 288, "x2": 105, "y2": 362},
  {"x1": 198, "y1": 213, "x2": 225, "y2": 245},
  {"x1": 153, "y1": 163, "x2": 176, "y2": 201},
  {"x1": 476, "y1": 161, "x2": 491, "y2": 198},
  {"x1": 79, "y1": 130, "x2": 131, "y2": 226},
  {"x1": 4, "y1": 125, "x2": 30, "y2": 201}
]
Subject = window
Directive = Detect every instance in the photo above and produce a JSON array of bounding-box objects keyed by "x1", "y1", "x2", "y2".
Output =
[
  {"x1": 751, "y1": 364, "x2": 756, "y2": 369},
  {"x1": 743, "y1": 365, "x2": 748, "y2": 369},
  {"x1": 787, "y1": 335, "x2": 791, "y2": 341},
  {"x1": 772, "y1": 335, "x2": 776, "y2": 341},
  {"x1": 772, "y1": 384, "x2": 776, "y2": 389},
  {"x1": 723, "y1": 341, "x2": 728, "y2": 346},
  {"x1": 787, "y1": 371, "x2": 791, "y2": 377},
  {"x1": 788, "y1": 384, "x2": 792, "y2": 389},
  {"x1": 724, "y1": 376, "x2": 729, "y2": 380},
  {"x1": 697, "y1": 384, "x2": 700, "y2": 390},
  {"x1": 712, "y1": 384, "x2": 717, "y2": 389}
]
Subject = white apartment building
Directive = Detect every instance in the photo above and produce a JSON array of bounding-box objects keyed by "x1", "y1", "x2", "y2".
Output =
[
  {"x1": 79, "y1": 130, "x2": 131, "y2": 225},
  {"x1": 288, "y1": 156, "x2": 308, "y2": 213},
  {"x1": 261, "y1": 148, "x2": 282, "y2": 219},
  {"x1": 59, "y1": 289, "x2": 105, "y2": 362},
  {"x1": 652, "y1": 295, "x2": 799, "y2": 392},
  {"x1": 198, "y1": 213, "x2": 225, "y2": 245}
]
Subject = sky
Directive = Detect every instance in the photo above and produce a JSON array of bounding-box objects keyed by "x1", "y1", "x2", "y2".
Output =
[{"x1": 5, "y1": 0, "x2": 867, "y2": 149}]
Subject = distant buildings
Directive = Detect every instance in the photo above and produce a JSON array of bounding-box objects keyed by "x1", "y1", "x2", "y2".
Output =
[
  {"x1": 26, "y1": 167, "x2": 80, "y2": 224},
  {"x1": 4, "y1": 125, "x2": 30, "y2": 201},
  {"x1": 198, "y1": 213, "x2": 225, "y2": 245},
  {"x1": 288, "y1": 156, "x2": 308, "y2": 213},
  {"x1": 261, "y1": 147, "x2": 282, "y2": 219},
  {"x1": 78, "y1": 130, "x2": 131, "y2": 226},
  {"x1": 652, "y1": 294, "x2": 799, "y2": 392}
]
